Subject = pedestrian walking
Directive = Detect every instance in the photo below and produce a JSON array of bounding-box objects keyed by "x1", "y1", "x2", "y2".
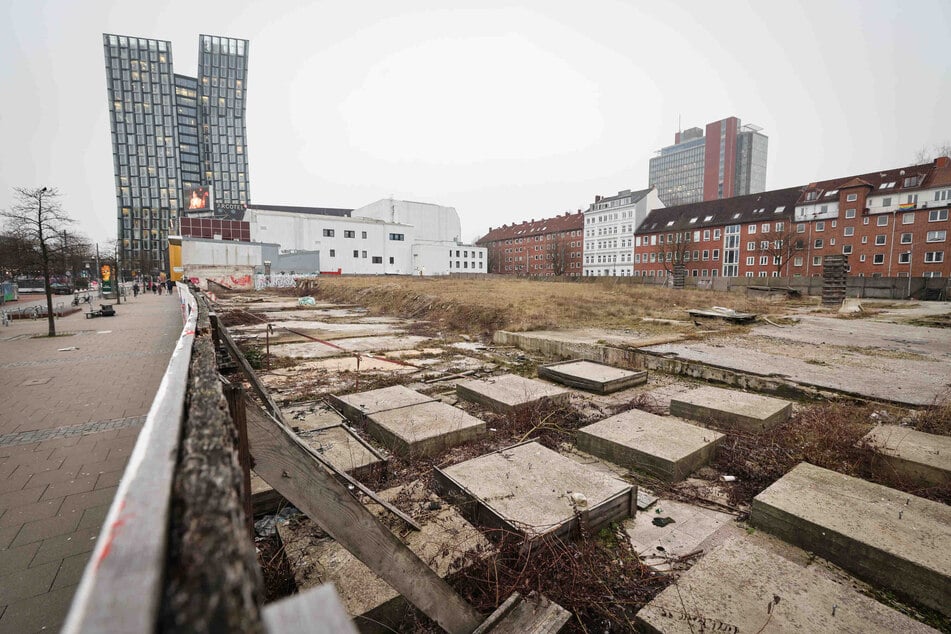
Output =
[{"x1": 133, "y1": 282, "x2": 139, "y2": 297}]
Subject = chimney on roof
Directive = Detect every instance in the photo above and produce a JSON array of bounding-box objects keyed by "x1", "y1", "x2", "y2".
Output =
[
  {"x1": 936, "y1": 156, "x2": 951, "y2": 168},
  {"x1": 595, "y1": 195, "x2": 602, "y2": 203}
]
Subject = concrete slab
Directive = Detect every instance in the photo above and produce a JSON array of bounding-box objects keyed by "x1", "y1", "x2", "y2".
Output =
[
  {"x1": 863, "y1": 425, "x2": 951, "y2": 487},
  {"x1": 270, "y1": 335, "x2": 430, "y2": 359},
  {"x1": 329, "y1": 385, "x2": 436, "y2": 425},
  {"x1": 576, "y1": 410, "x2": 724, "y2": 482},
  {"x1": 434, "y1": 441, "x2": 635, "y2": 543},
  {"x1": 669, "y1": 386, "x2": 791, "y2": 433},
  {"x1": 493, "y1": 329, "x2": 685, "y2": 365},
  {"x1": 637, "y1": 537, "x2": 937, "y2": 633},
  {"x1": 643, "y1": 340, "x2": 949, "y2": 406},
  {"x1": 366, "y1": 401, "x2": 486, "y2": 458},
  {"x1": 284, "y1": 402, "x2": 346, "y2": 433},
  {"x1": 751, "y1": 462, "x2": 951, "y2": 616},
  {"x1": 455, "y1": 374, "x2": 570, "y2": 414},
  {"x1": 539, "y1": 359, "x2": 647, "y2": 394},
  {"x1": 625, "y1": 498, "x2": 736, "y2": 572},
  {"x1": 250, "y1": 424, "x2": 386, "y2": 515},
  {"x1": 278, "y1": 480, "x2": 491, "y2": 632}
]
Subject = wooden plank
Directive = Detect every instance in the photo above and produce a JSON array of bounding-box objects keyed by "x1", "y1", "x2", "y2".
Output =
[
  {"x1": 263, "y1": 583, "x2": 358, "y2": 634},
  {"x1": 244, "y1": 398, "x2": 482, "y2": 634},
  {"x1": 216, "y1": 315, "x2": 417, "y2": 531},
  {"x1": 62, "y1": 286, "x2": 198, "y2": 634},
  {"x1": 222, "y1": 378, "x2": 255, "y2": 538},
  {"x1": 472, "y1": 592, "x2": 571, "y2": 634}
]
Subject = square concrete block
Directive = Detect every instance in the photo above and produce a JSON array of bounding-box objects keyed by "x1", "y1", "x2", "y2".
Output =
[
  {"x1": 455, "y1": 374, "x2": 569, "y2": 414},
  {"x1": 637, "y1": 537, "x2": 937, "y2": 633},
  {"x1": 669, "y1": 385, "x2": 791, "y2": 433},
  {"x1": 329, "y1": 385, "x2": 435, "y2": 424},
  {"x1": 366, "y1": 401, "x2": 486, "y2": 458},
  {"x1": 434, "y1": 441, "x2": 635, "y2": 544},
  {"x1": 751, "y1": 462, "x2": 951, "y2": 616},
  {"x1": 576, "y1": 410, "x2": 723, "y2": 482},
  {"x1": 539, "y1": 359, "x2": 647, "y2": 394},
  {"x1": 863, "y1": 424, "x2": 951, "y2": 487}
]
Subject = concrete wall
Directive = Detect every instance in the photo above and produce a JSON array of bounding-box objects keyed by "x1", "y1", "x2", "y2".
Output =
[
  {"x1": 182, "y1": 239, "x2": 262, "y2": 267},
  {"x1": 354, "y1": 199, "x2": 462, "y2": 243}
]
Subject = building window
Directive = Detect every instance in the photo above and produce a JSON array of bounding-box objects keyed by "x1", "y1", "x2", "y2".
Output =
[
  {"x1": 323, "y1": 228, "x2": 334, "y2": 237},
  {"x1": 844, "y1": 227, "x2": 854, "y2": 237},
  {"x1": 815, "y1": 221, "x2": 825, "y2": 232},
  {"x1": 371, "y1": 256, "x2": 382, "y2": 264},
  {"x1": 747, "y1": 241, "x2": 756, "y2": 250},
  {"x1": 814, "y1": 239, "x2": 823, "y2": 249},
  {"x1": 329, "y1": 249, "x2": 335, "y2": 257},
  {"x1": 873, "y1": 253, "x2": 885, "y2": 264},
  {"x1": 925, "y1": 251, "x2": 945, "y2": 263},
  {"x1": 748, "y1": 225, "x2": 757, "y2": 234},
  {"x1": 842, "y1": 245, "x2": 853, "y2": 255},
  {"x1": 345, "y1": 230, "x2": 355, "y2": 238},
  {"x1": 353, "y1": 250, "x2": 359, "y2": 257},
  {"x1": 927, "y1": 230, "x2": 947, "y2": 242},
  {"x1": 759, "y1": 255, "x2": 768, "y2": 265},
  {"x1": 898, "y1": 252, "x2": 910, "y2": 264},
  {"x1": 861, "y1": 236, "x2": 868, "y2": 244},
  {"x1": 876, "y1": 216, "x2": 888, "y2": 227},
  {"x1": 775, "y1": 222, "x2": 784, "y2": 232},
  {"x1": 713, "y1": 229, "x2": 721, "y2": 240},
  {"x1": 712, "y1": 249, "x2": 720, "y2": 260},
  {"x1": 362, "y1": 231, "x2": 368, "y2": 239},
  {"x1": 860, "y1": 255, "x2": 866, "y2": 262},
  {"x1": 845, "y1": 208, "x2": 856, "y2": 218},
  {"x1": 875, "y1": 235, "x2": 887, "y2": 245},
  {"x1": 929, "y1": 209, "x2": 949, "y2": 222},
  {"x1": 900, "y1": 233, "x2": 912, "y2": 244},
  {"x1": 389, "y1": 256, "x2": 394, "y2": 264},
  {"x1": 903, "y1": 213, "x2": 915, "y2": 225},
  {"x1": 389, "y1": 233, "x2": 405, "y2": 241},
  {"x1": 746, "y1": 256, "x2": 754, "y2": 265},
  {"x1": 797, "y1": 223, "x2": 805, "y2": 233},
  {"x1": 846, "y1": 193, "x2": 858, "y2": 202},
  {"x1": 812, "y1": 256, "x2": 821, "y2": 266}
]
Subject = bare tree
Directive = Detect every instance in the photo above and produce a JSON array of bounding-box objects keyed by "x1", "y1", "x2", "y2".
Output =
[
  {"x1": 660, "y1": 231, "x2": 693, "y2": 286},
  {"x1": 756, "y1": 224, "x2": 800, "y2": 282},
  {"x1": 913, "y1": 142, "x2": 951, "y2": 164},
  {"x1": 1, "y1": 187, "x2": 73, "y2": 336},
  {"x1": 546, "y1": 234, "x2": 571, "y2": 276}
]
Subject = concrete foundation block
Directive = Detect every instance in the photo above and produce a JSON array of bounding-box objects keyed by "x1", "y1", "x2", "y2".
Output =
[
  {"x1": 366, "y1": 401, "x2": 486, "y2": 458},
  {"x1": 751, "y1": 462, "x2": 951, "y2": 616},
  {"x1": 456, "y1": 374, "x2": 570, "y2": 414},
  {"x1": 539, "y1": 359, "x2": 647, "y2": 394},
  {"x1": 669, "y1": 385, "x2": 791, "y2": 432},
  {"x1": 637, "y1": 537, "x2": 937, "y2": 633},
  {"x1": 328, "y1": 385, "x2": 435, "y2": 424},
  {"x1": 863, "y1": 424, "x2": 951, "y2": 487},
  {"x1": 434, "y1": 441, "x2": 635, "y2": 544},
  {"x1": 576, "y1": 410, "x2": 723, "y2": 482}
]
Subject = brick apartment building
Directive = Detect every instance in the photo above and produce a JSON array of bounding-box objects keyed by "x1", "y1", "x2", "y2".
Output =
[
  {"x1": 634, "y1": 157, "x2": 951, "y2": 280},
  {"x1": 477, "y1": 212, "x2": 584, "y2": 276}
]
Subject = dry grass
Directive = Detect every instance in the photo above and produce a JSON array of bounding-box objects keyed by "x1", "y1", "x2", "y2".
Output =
[{"x1": 302, "y1": 276, "x2": 805, "y2": 336}]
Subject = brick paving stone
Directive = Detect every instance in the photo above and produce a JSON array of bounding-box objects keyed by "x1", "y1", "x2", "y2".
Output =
[
  {"x1": 0, "y1": 293, "x2": 181, "y2": 632},
  {"x1": 0, "y1": 486, "x2": 46, "y2": 512},
  {"x1": 11, "y1": 513, "x2": 82, "y2": 548},
  {"x1": 0, "y1": 560, "x2": 59, "y2": 605},
  {"x1": 30, "y1": 527, "x2": 100, "y2": 567},
  {"x1": 0, "y1": 499, "x2": 62, "y2": 529},
  {"x1": 0, "y1": 543, "x2": 39, "y2": 573},
  {"x1": 0, "y1": 583, "x2": 76, "y2": 633}
]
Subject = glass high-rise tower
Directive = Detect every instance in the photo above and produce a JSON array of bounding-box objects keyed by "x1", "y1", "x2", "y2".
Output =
[{"x1": 103, "y1": 33, "x2": 249, "y2": 277}]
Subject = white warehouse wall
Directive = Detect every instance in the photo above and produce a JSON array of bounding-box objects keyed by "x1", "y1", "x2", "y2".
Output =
[{"x1": 354, "y1": 199, "x2": 462, "y2": 243}]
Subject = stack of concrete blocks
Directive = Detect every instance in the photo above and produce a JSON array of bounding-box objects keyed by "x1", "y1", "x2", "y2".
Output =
[{"x1": 456, "y1": 374, "x2": 570, "y2": 414}]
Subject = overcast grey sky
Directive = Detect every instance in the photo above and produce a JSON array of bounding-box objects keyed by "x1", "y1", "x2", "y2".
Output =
[{"x1": 2, "y1": 0, "x2": 949, "y2": 244}]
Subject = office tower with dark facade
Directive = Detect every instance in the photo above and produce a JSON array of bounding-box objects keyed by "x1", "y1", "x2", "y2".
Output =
[
  {"x1": 648, "y1": 116, "x2": 767, "y2": 207},
  {"x1": 102, "y1": 33, "x2": 249, "y2": 277}
]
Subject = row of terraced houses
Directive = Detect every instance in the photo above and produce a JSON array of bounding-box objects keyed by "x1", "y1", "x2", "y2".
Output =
[{"x1": 476, "y1": 157, "x2": 951, "y2": 280}]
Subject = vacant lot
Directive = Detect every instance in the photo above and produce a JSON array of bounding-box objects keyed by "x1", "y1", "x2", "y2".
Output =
[{"x1": 302, "y1": 276, "x2": 809, "y2": 335}]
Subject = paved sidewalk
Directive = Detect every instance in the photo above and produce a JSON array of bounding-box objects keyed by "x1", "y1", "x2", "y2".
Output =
[{"x1": 0, "y1": 291, "x2": 183, "y2": 632}]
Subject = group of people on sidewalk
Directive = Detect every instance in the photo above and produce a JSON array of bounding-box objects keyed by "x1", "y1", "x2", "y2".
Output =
[{"x1": 132, "y1": 278, "x2": 175, "y2": 297}]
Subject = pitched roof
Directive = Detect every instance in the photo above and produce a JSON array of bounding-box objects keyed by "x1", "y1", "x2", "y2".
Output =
[
  {"x1": 588, "y1": 187, "x2": 654, "y2": 209},
  {"x1": 476, "y1": 211, "x2": 584, "y2": 244},
  {"x1": 636, "y1": 187, "x2": 802, "y2": 235},
  {"x1": 797, "y1": 161, "x2": 937, "y2": 203}
]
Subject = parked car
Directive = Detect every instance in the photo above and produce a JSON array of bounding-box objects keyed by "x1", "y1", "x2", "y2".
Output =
[{"x1": 50, "y1": 283, "x2": 73, "y2": 295}]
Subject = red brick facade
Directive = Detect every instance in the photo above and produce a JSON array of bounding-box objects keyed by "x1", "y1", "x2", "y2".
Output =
[{"x1": 477, "y1": 212, "x2": 584, "y2": 276}]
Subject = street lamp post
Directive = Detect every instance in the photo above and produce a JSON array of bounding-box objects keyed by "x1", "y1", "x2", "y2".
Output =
[{"x1": 906, "y1": 246, "x2": 913, "y2": 298}]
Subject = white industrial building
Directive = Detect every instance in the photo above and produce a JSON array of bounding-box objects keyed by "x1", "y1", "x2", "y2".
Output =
[
  {"x1": 244, "y1": 199, "x2": 486, "y2": 276},
  {"x1": 583, "y1": 187, "x2": 664, "y2": 276}
]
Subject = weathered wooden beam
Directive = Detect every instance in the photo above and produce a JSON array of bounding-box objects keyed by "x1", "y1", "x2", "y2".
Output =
[
  {"x1": 215, "y1": 313, "x2": 418, "y2": 531},
  {"x1": 222, "y1": 378, "x2": 255, "y2": 539},
  {"x1": 244, "y1": 399, "x2": 483, "y2": 634}
]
